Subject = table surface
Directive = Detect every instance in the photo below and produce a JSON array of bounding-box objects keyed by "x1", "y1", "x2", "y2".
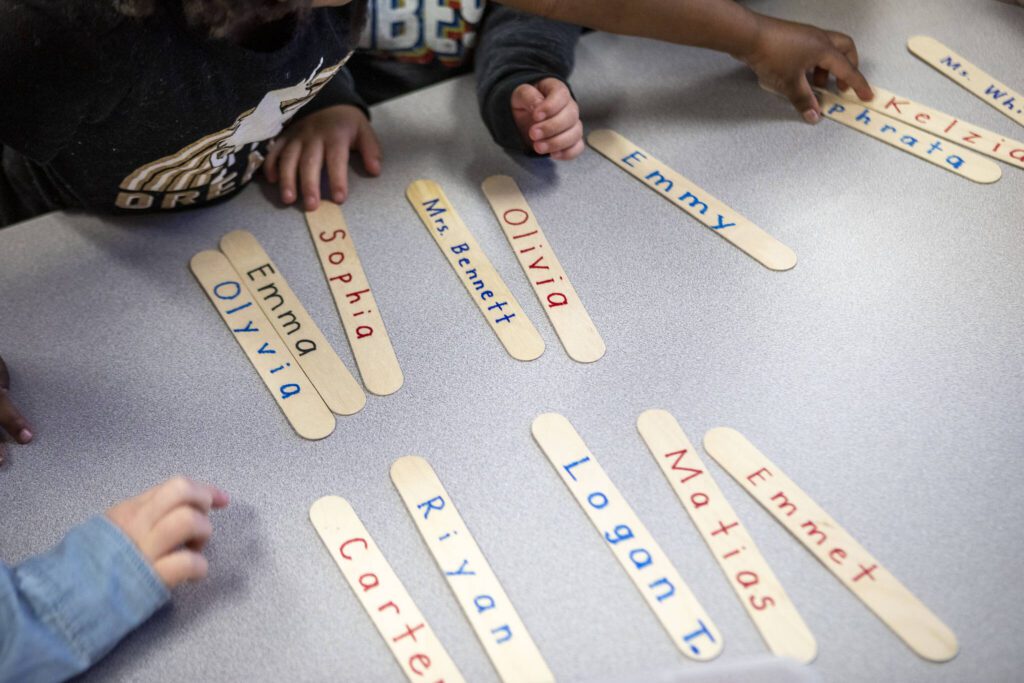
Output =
[{"x1": 2, "y1": 1, "x2": 1023, "y2": 681}]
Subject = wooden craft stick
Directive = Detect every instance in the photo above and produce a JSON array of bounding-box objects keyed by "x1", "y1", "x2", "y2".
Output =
[
  {"x1": 309, "y1": 496, "x2": 465, "y2": 682},
  {"x1": 836, "y1": 84, "x2": 1024, "y2": 170},
  {"x1": 190, "y1": 250, "x2": 335, "y2": 440},
  {"x1": 587, "y1": 129, "x2": 796, "y2": 272},
  {"x1": 305, "y1": 202, "x2": 404, "y2": 396},
  {"x1": 481, "y1": 175, "x2": 605, "y2": 364},
  {"x1": 390, "y1": 456, "x2": 555, "y2": 683},
  {"x1": 702, "y1": 427, "x2": 959, "y2": 662},
  {"x1": 531, "y1": 413, "x2": 722, "y2": 661},
  {"x1": 816, "y1": 89, "x2": 1001, "y2": 184},
  {"x1": 908, "y1": 35, "x2": 1024, "y2": 129},
  {"x1": 219, "y1": 230, "x2": 366, "y2": 415},
  {"x1": 637, "y1": 410, "x2": 816, "y2": 663},
  {"x1": 406, "y1": 179, "x2": 544, "y2": 362}
]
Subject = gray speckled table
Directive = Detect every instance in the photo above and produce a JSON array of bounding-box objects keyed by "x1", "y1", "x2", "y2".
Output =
[{"x1": 2, "y1": 1, "x2": 1023, "y2": 681}]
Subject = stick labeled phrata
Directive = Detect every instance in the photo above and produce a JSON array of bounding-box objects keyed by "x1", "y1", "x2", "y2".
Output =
[
  {"x1": 836, "y1": 84, "x2": 1024, "y2": 170},
  {"x1": 637, "y1": 410, "x2": 816, "y2": 663},
  {"x1": 305, "y1": 202, "x2": 404, "y2": 396},
  {"x1": 587, "y1": 129, "x2": 796, "y2": 271},
  {"x1": 702, "y1": 427, "x2": 958, "y2": 662},
  {"x1": 391, "y1": 456, "x2": 554, "y2": 683},
  {"x1": 309, "y1": 496, "x2": 465, "y2": 682},
  {"x1": 219, "y1": 230, "x2": 366, "y2": 415},
  {"x1": 481, "y1": 175, "x2": 605, "y2": 363},
  {"x1": 908, "y1": 35, "x2": 1024, "y2": 129},
  {"x1": 190, "y1": 250, "x2": 335, "y2": 440},
  {"x1": 817, "y1": 89, "x2": 1001, "y2": 183},
  {"x1": 407, "y1": 179, "x2": 544, "y2": 361},
  {"x1": 532, "y1": 412, "x2": 722, "y2": 661}
]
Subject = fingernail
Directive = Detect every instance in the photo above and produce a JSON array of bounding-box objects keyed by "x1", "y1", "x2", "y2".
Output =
[
  {"x1": 536, "y1": 143, "x2": 548, "y2": 153},
  {"x1": 282, "y1": 191, "x2": 294, "y2": 203},
  {"x1": 804, "y1": 110, "x2": 820, "y2": 124},
  {"x1": 530, "y1": 128, "x2": 543, "y2": 141},
  {"x1": 305, "y1": 197, "x2": 317, "y2": 210},
  {"x1": 17, "y1": 429, "x2": 31, "y2": 443},
  {"x1": 333, "y1": 192, "x2": 345, "y2": 203}
]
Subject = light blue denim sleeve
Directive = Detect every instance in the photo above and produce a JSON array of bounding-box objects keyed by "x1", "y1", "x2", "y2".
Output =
[{"x1": 0, "y1": 515, "x2": 170, "y2": 683}]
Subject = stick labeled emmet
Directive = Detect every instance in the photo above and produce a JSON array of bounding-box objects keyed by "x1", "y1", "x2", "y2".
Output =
[
  {"x1": 587, "y1": 129, "x2": 796, "y2": 271},
  {"x1": 532, "y1": 412, "x2": 722, "y2": 661},
  {"x1": 190, "y1": 250, "x2": 335, "y2": 440},
  {"x1": 702, "y1": 427, "x2": 958, "y2": 662},
  {"x1": 391, "y1": 456, "x2": 554, "y2": 683},
  {"x1": 482, "y1": 175, "x2": 605, "y2": 363}
]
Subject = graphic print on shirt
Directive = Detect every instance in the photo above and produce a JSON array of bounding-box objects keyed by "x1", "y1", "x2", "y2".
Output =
[
  {"x1": 115, "y1": 57, "x2": 348, "y2": 211},
  {"x1": 359, "y1": 0, "x2": 485, "y2": 66}
]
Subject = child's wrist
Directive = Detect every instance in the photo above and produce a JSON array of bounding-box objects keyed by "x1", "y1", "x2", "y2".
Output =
[{"x1": 730, "y1": 9, "x2": 767, "y2": 64}]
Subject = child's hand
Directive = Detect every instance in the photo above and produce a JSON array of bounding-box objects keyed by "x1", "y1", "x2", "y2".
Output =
[
  {"x1": 0, "y1": 354, "x2": 32, "y2": 466},
  {"x1": 106, "y1": 477, "x2": 230, "y2": 589},
  {"x1": 511, "y1": 78, "x2": 584, "y2": 160},
  {"x1": 736, "y1": 15, "x2": 872, "y2": 123},
  {"x1": 263, "y1": 104, "x2": 382, "y2": 211}
]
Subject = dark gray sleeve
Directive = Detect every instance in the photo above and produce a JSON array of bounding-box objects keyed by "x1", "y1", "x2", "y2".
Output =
[{"x1": 474, "y1": 3, "x2": 583, "y2": 154}]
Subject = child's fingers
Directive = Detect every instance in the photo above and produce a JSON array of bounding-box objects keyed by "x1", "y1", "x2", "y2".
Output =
[
  {"x1": 153, "y1": 549, "x2": 209, "y2": 589},
  {"x1": 819, "y1": 49, "x2": 872, "y2": 101},
  {"x1": 263, "y1": 139, "x2": 283, "y2": 183},
  {"x1": 299, "y1": 139, "x2": 325, "y2": 211},
  {"x1": 528, "y1": 100, "x2": 579, "y2": 144},
  {"x1": 144, "y1": 476, "x2": 218, "y2": 527},
  {"x1": 357, "y1": 125, "x2": 382, "y2": 177},
  {"x1": 325, "y1": 140, "x2": 350, "y2": 204},
  {"x1": 782, "y1": 74, "x2": 822, "y2": 123},
  {"x1": 276, "y1": 139, "x2": 304, "y2": 205},
  {"x1": 148, "y1": 505, "x2": 213, "y2": 558},
  {"x1": 812, "y1": 66, "x2": 829, "y2": 88},
  {"x1": 510, "y1": 83, "x2": 545, "y2": 115},
  {"x1": 532, "y1": 79, "x2": 572, "y2": 122},
  {"x1": 534, "y1": 121, "x2": 583, "y2": 155},
  {"x1": 549, "y1": 138, "x2": 585, "y2": 161},
  {"x1": 0, "y1": 389, "x2": 32, "y2": 447}
]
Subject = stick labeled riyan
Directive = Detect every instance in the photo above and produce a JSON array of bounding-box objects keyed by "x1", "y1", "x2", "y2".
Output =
[
  {"x1": 587, "y1": 129, "x2": 796, "y2": 271},
  {"x1": 190, "y1": 250, "x2": 335, "y2": 440},
  {"x1": 836, "y1": 84, "x2": 1024, "y2": 170},
  {"x1": 481, "y1": 175, "x2": 605, "y2": 364},
  {"x1": 391, "y1": 456, "x2": 554, "y2": 683},
  {"x1": 407, "y1": 179, "x2": 544, "y2": 361},
  {"x1": 908, "y1": 35, "x2": 1024, "y2": 129},
  {"x1": 305, "y1": 202, "x2": 404, "y2": 396},
  {"x1": 637, "y1": 410, "x2": 816, "y2": 663},
  {"x1": 219, "y1": 230, "x2": 366, "y2": 416},
  {"x1": 309, "y1": 496, "x2": 465, "y2": 682},
  {"x1": 817, "y1": 89, "x2": 1001, "y2": 184},
  {"x1": 702, "y1": 427, "x2": 958, "y2": 662},
  {"x1": 532, "y1": 413, "x2": 722, "y2": 661}
]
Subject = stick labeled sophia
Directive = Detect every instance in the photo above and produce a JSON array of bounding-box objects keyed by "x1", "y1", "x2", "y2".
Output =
[
  {"x1": 407, "y1": 179, "x2": 544, "y2": 361},
  {"x1": 637, "y1": 410, "x2": 816, "y2": 663},
  {"x1": 309, "y1": 496, "x2": 465, "y2": 682},
  {"x1": 481, "y1": 175, "x2": 605, "y2": 363},
  {"x1": 532, "y1": 413, "x2": 722, "y2": 661},
  {"x1": 391, "y1": 456, "x2": 554, "y2": 683},
  {"x1": 587, "y1": 129, "x2": 796, "y2": 271},
  {"x1": 702, "y1": 427, "x2": 958, "y2": 662}
]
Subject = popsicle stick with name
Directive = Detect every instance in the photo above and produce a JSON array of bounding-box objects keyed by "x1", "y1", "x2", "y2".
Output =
[
  {"x1": 702, "y1": 427, "x2": 958, "y2": 662},
  {"x1": 836, "y1": 84, "x2": 1024, "y2": 170},
  {"x1": 532, "y1": 413, "x2": 722, "y2": 661},
  {"x1": 817, "y1": 89, "x2": 1001, "y2": 183},
  {"x1": 219, "y1": 230, "x2": 366, "y2": 415},
  {"x1": 587, "y1": 129, "x2": 796, "y2": 271},
  {"x1": 391, "y1": 456, "x2": 554, "y2": 683},
  {"x1": 309, "y1": 496, "x2": 465, "y2": 682},
  {"x1": 190, "y1": 250, "x2": 335, "y2": 440},
  {"x1": 305, "y1": 202, "x2": 404, "y2": 396},
  {"x1": 908, "y1": 35, "x2": 1024, "y2": 129},
  {"x1": 637, "y1": 410, "x2": 816, "y2": 663},
  {"x1": 407, "y1": 179, "x2": 544, "y2": 361},
  {"x1": 481, "y1": 175, "x2": 605, "y2": 364}
]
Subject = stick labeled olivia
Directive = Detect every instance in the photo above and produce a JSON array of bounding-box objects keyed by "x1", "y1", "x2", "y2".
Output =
[
  {"x1": 481, "y1": 175, "x2": 605, "y2": 363},
  {"x1": 702, "y1": 427, "x2": 958, "y2": 662},
  {"x1": 587, "y1": 129, "x2": 796, "y2": 271},
  {"x1": 391, "y1": 456, "x2": 554, "y2": 683},
  {"x1": 309, "y1": 496, "x2": 465, "y2": 682},
  {"x1": 532, "y1": 412, "x2": 722, "y2": 661},
  {"x1": 637, "y1": 410, "x2": 816, "y2": 663},
  {"x1": 190, "y1": 250, "x2": 335, "y2": 440}
]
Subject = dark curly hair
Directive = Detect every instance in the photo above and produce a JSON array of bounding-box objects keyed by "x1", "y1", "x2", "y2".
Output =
[{"x1": 115, "y1": 0, "x2": 315, "y2": 38}]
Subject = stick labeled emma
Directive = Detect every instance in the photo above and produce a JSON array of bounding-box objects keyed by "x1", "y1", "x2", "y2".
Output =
[
  {"x1": 587, "y1": 129, "x2": 796, "y2": 271},
  {"x1": 481, "y1": 175, "x2": 605, "y2": 363},
  {"x1": 190, "y1": 250, "x2": 335, "y2": 440},
  {"x1": 309, "y1": 496, "x2": 465, "y2": 682},
  {"x1": 532, "y1": 412, "x2": 722, "y2": 661},
  {"x1": 219, "y1": 230, "x2": 366, "y2": 415},
  {"x1": 637, "y1": 410, "x2": 816, "y2": 663},
  {"x1": 391, "y1": 456, "x2": 554, "y2": 683},
  {"x1": 407, "y1": 179, "x2": 544, "y2": 361},
  {"x1": 702, "y1": 427, "x2": 958, "y2": 662},
  {"x1": 305, "y1": 202, "x2": 404, "y2": 396}
]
